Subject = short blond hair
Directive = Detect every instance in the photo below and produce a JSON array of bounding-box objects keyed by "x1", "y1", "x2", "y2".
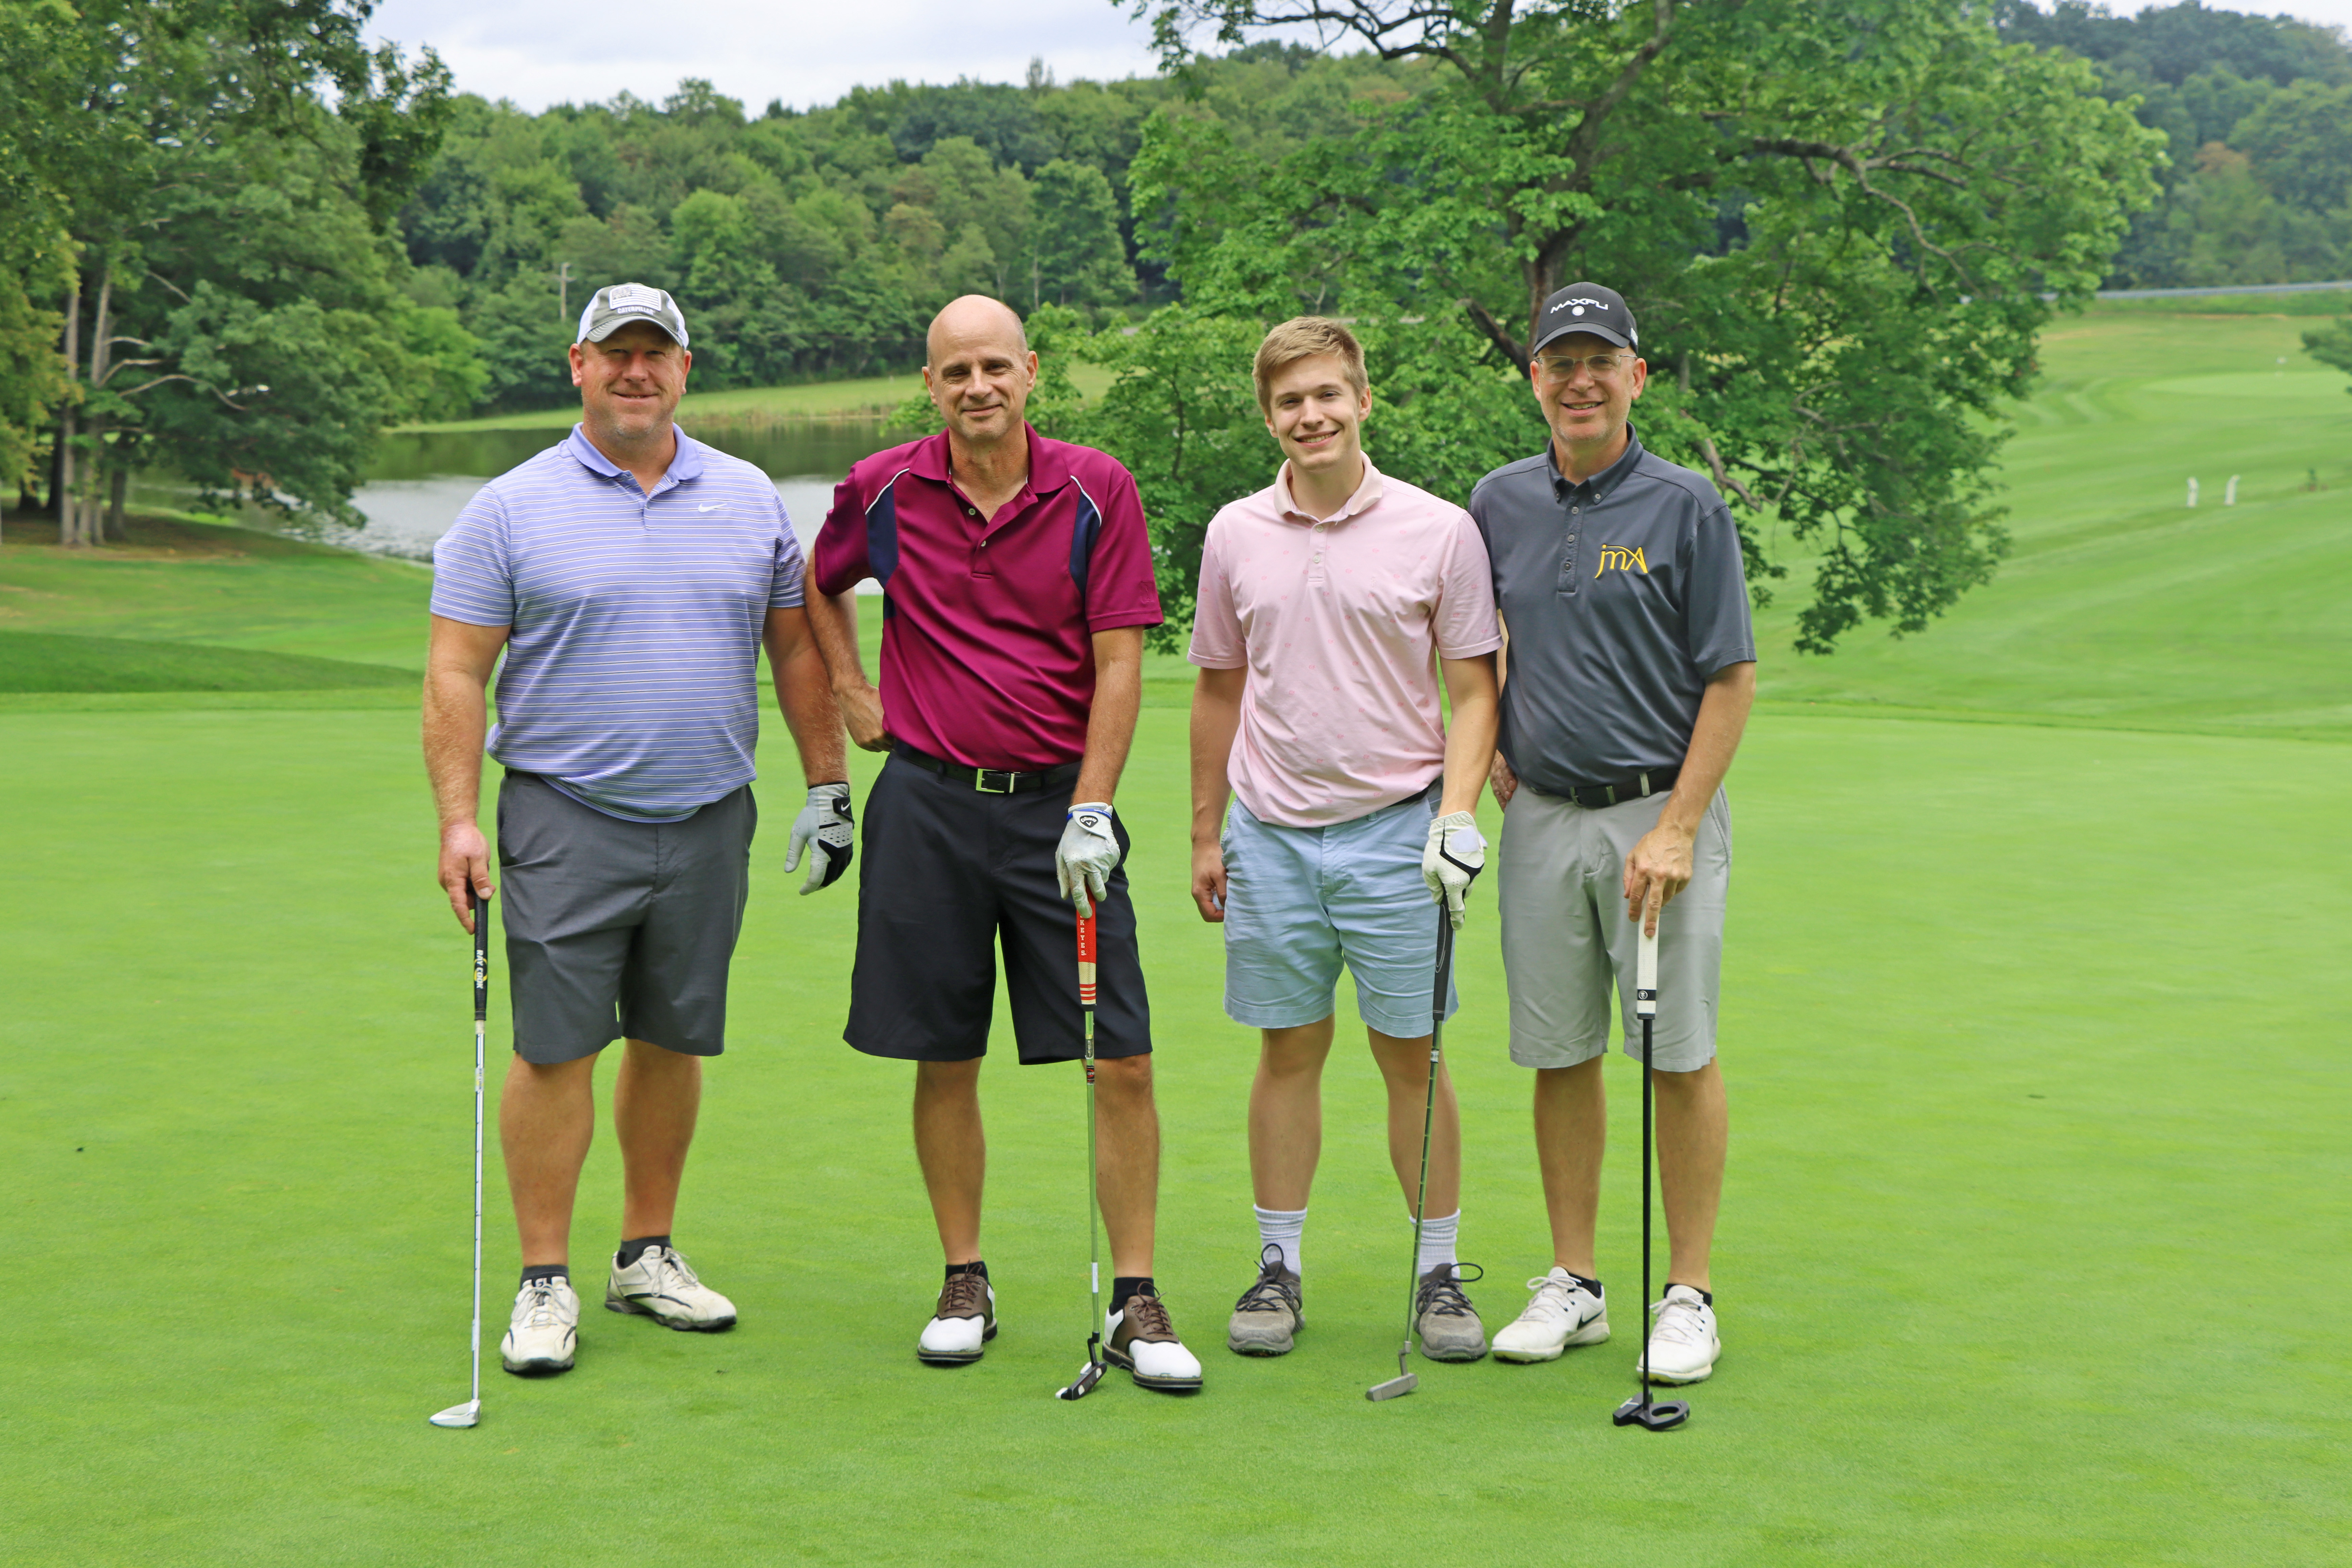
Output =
[{"x1": 1253, "y1": 317, "x2": 1367, "y2": 413}]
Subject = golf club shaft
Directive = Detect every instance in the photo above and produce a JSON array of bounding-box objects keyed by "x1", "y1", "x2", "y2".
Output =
[
  {"x1": 1078, "y1": 912, "x2": 1102, "y2": 1359},
  {"x1": 1401, "y1": 907, "x2": 1452, "y2": 1365},
  {"x1": 470, "y1": 888, "x2": 487, "y2": 1407},
  {"x1": 1636, "y1": 920, "x2": 1658, "y2": 1410}
]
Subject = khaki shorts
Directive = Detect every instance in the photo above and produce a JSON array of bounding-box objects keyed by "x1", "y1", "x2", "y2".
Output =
[{"x1": 1495, "y1": 784, "x2": 1731, "y2": 1073}]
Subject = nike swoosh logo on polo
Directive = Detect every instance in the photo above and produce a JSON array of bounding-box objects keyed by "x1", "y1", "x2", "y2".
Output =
[{"x1": 696, "y1": 503, "x2": 727, "y2": 513}]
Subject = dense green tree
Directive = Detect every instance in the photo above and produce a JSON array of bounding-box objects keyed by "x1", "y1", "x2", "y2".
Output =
[
  {"x1": 3, "y1": 0, "x2": 456, "y2": 539},
  {"x1": 1126, "y1": 0, "x2": 2160, "y2": 650},
  {"x1": 1028, "y1": 161, "x2": 1135, "y2": 306}
]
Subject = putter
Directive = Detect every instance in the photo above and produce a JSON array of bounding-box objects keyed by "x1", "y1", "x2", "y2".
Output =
[
  {"x1": 1368, "y1": 904, "x2": 1453, "y2": 1402},
  {"x1": 429, "y1": 887, "x2": 489, "y2": 1430},
  {"x1": 1613, "y1": 914, "x2": 1690, "y2": 1433},
  {"x1": 1054, "y1": 909, "x2": 1108, "y2": 1401}
]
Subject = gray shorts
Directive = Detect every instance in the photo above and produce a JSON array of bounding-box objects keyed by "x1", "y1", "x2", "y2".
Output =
[
  {"x1": 1495, "y1": 784, "x2": 1731, "y2": 1073},
  {"x1": 496, "y1": 771, "x2": 756, "y2": 1065}
]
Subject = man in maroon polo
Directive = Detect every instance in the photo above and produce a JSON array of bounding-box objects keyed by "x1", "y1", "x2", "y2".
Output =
[{"x1": 803, "y1": 295, "x2": 1202, "y2": 1391}]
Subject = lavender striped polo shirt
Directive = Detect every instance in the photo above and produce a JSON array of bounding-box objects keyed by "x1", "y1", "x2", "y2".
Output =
[{"x1": 430, "y1": 426, "x2": 805, "y2": 822}]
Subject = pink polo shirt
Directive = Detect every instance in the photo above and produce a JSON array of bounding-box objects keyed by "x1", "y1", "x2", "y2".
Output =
[{"x1": 1189, "y1": 457, "x2": 1502, "y2": 828}]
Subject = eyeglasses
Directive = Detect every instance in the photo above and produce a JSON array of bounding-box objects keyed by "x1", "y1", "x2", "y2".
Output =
[{"x1": 1533, "y1": 351, "x2": 1632, "y2": 380}]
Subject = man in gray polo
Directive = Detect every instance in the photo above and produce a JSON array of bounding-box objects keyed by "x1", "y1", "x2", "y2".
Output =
[
  {"x1": 1471, "y1": 282, "x2": 1756, "y2": 1386},
  {"x1": 424, "y1": 283, "x2": 848, "y2": 1376}
]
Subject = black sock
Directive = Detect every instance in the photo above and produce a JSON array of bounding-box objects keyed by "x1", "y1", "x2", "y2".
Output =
[
  {"x1": 1570, "y1": 1272, "x2": 1604, "y2": 1296},
  {"x1": 520, "y1": 1264, "x2": 568, "y2": 1287},
  {"x1": 1110, "y1": 1276, "x2": 1154, "y2": 1316},
  {"x1": 616, "y1": 1235, "x2": 670, "y2": 1269},
  {"x1": 1665, "y1": 1282, "x2": 1714, "y2": 1306},
  {"x1": 946, "y1": 1259, "x2": 988, "y2": 1282}
]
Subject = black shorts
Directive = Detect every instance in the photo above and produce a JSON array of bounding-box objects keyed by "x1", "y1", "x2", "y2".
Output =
[
  {"x1": 497, "y1": 771, "x2": 755, "y2": 1065},
  {"x1": 845, "y1": 753, "x2": 1151, "y2": 1064}
]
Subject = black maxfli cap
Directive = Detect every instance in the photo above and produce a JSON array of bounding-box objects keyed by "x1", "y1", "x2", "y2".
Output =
[{"x1": 1531, "y1": 283, "x2": 1637, "y2": 355}]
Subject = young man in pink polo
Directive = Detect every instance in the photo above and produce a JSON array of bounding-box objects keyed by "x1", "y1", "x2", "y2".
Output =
[{"x1": 1187, "y1": 317, "x2": 1503, "y2": 1363}]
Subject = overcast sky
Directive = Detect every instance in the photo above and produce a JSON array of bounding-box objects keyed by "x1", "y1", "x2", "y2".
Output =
[{"x1": 364, "y1": 0, "x2": 2352, "y2": 114}]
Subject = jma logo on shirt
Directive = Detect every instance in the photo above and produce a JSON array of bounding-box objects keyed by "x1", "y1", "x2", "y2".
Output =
[{"x1": 1594, "y1": 544, "x2": 1648, "y2": 577}]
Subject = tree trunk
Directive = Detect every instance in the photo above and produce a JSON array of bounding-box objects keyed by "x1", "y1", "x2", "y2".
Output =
[
  {"x1": 60, "y1": 274, "x2": 84, "y2": 546},
  {"x1": 107, "y1": 462, "x2": 128, "y2": 540}
]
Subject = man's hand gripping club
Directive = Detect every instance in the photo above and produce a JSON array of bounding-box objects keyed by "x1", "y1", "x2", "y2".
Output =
[
  {"x1": 1057, "y1": 803, "x2": 1121, "y2": 918},
  {"x1": 1422, "y1": 812, "x2": 1487, "y2": 930}
]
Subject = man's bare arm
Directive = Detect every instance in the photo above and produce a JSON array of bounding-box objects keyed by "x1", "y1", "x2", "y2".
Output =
[
  {"x1": 1073, "y1": 626, "x2": 1145, "y2": 807},
  {"x1": 804, "y1": 588, "x2": 890, "y2": 753},
  {"x1": 1438, "y1": 653, "x2": 1499, "y2": 817},
  {"x1": 763, "y1": 605, "x2": 846, "y2": 784},
  {"x1": 1188, "y1": 664, "x2": 1246, "y2": 922},
  {"x1": 1624, "y1": 660, "x2": 1757, "y2": 933},
  {"x1": 423, "y1": 614, "x2": 511, "y2": 933}
]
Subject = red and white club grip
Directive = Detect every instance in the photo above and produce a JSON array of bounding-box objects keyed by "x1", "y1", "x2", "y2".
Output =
[
  {"x1": 1636, "y1": 924, "x2": 1658, "y2": 1018},
  {"x1": 1076, "y1": 913, "x2": 1098, "y2": 1007}
]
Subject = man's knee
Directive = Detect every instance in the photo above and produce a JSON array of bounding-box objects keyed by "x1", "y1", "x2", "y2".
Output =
[
  {"x1": 1094, "y1": 1054, "x2": 1154, "y2": 1099},
  {"x1": 914, "y1": 1058, "x2": 983, "y2": 1098}
]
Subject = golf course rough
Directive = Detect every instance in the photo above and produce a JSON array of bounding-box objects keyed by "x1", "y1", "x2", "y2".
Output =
[{"x1": 0, "y1": 310, "x2": 2345, "y2": 1565}]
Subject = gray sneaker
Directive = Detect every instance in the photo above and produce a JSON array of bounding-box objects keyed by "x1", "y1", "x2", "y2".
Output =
[
  {"x1": 1414, "y1": 1263, "x2": 1488, "y2": 1362},
  {"x1": 1227, "y1": 1245, "x2": 1303, "y2": 1356}
]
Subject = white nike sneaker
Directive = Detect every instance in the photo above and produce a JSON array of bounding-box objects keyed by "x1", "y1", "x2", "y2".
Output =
[
  {"x1": 1492, "y1": 1267, "x2": 1611, "y2": 1363},
  {"x1": 917, "y1": 1270, "x2": 996, "y2": 1364},
  {"x1": 1106, "y1": 1290, "x2": 1203, "y2": 1391},
  {"x1": 1639, "y1": 1284, "x2": 1719, "y2": 1384},
  {"x1": 501, "y1": 1277, "x2": 580, "y2": 1374},
  {"x1": 605, "y1": 1245, "x2": 737, "y2": 1331}
]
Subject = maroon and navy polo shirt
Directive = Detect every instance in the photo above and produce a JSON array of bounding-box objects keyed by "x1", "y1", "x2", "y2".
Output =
[{"x1": 812, "y1": 426, "x2": 1163, "y2": 770}]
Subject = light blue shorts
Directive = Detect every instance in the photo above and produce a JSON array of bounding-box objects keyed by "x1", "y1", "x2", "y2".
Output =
[{"x1": 1219, "y1": 785, "x2": 1459, "y2": 1037}]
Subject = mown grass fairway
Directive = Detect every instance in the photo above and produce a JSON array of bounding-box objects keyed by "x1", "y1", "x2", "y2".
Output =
[{"x1": 3, "y1": 309, "x2": 2347, "y2": 1564}]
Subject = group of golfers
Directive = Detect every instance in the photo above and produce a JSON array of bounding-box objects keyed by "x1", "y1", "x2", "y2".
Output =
[{"x1": 422, "y1": 275, "x2": 1755, "y2": 1397}]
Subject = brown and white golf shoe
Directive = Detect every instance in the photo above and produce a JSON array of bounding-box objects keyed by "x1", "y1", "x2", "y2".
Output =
[
  {"x1": 1106, "y1": 1287, "x2": 1204, "y2": 1390},
  {"x1": 917, "y1": 1269, "x2": 996, "y2": 1364}
]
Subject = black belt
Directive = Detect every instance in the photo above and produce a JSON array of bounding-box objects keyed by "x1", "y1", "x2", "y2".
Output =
[
  {"x1": 1538, "y1": 766, "x2": 1680, "y2": 809},
  {"x1": 892, "y1": 741, "x2": 1081, "y2": 795}
]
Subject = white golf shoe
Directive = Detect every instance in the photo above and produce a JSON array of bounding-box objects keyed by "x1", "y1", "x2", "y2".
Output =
[
  {"x1": 917, "y1": 1270, "x2": 996, "y2": 1364},
  {"x1": 605, "y1": 1245, "x2": 737, "y2": 1331},
  {"x1": 1639, "y1": 1284, "x2": 1719, "y2": 1384},
  {"x1": 1106, "y1": 1289, "x2": 1203, "y2": 1391},
  {"x1": 500, "y1": 1276, "x2": 580, "y2": 1374},
  {"x1": 1491, "y1": 1267, "x2": 1611, "y2": 1363}
]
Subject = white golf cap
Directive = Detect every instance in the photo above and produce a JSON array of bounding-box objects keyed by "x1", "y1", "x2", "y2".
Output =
[{"x1": 576, "y1": 283, "x2": 690, "y2": 349}]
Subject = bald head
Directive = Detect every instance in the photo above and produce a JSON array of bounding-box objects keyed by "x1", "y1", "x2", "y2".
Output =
[
  {"x1": 922, "y1": 294, "x2": 1038, "y2": 455},
  {"x1": 926, "y1": 294, "x2": 1029, "y2": 366}
]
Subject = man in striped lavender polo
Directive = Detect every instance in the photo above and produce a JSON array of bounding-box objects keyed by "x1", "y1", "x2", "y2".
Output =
[{"x1": 423, "y1": 283, "x2": 847, "y2": 1378}]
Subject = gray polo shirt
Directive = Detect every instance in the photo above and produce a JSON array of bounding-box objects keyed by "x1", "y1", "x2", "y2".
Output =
[{"x1": 1469, "y1": 424, "x2": 1755, "y2": 792}]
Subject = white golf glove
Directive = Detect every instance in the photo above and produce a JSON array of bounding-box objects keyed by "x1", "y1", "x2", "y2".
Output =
[
  {"x1": 1056, "y1": 802, "x2": 1122, "y2": 917},
  {"x1": 785, "y1": 783, "x2": 855, "y2": 895},
  {"x1": 1422, "y1": 810, "x2": 1486, "y2": 930}
]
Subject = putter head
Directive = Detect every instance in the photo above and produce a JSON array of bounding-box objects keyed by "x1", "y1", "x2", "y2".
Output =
[
  {"x1": 427, "y1": 1399, "x2": 481, "y2": 1429},
  {"x1": 1055, "y1": 1359, "x2": 1106, "y2": 1401},
  {"x1": 1365, "y1": 1372, "x2": 1419, "y2": 1402},
  {"x1": 1613, "y1": 1395, "x2": 1689, "y2": 1431}
]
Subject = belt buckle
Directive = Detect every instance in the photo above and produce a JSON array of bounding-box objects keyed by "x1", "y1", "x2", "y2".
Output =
[{"x1": 975, "y1": 768, "x2": 1015, "y2": 794}]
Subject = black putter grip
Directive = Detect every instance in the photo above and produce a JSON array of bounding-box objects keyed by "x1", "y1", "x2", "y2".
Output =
[{"x1": 471, "y1": 887, "x2": 489, "y2": 1023}]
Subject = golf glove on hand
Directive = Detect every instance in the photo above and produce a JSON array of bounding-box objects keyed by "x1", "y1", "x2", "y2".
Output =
[
  {"x1": 1422, "y1": 811, "x2": 1486, "y2": 929},
  {"x1": 1056, "y1": 802, "x2": 1121, "y2": 917},
  {"x1": 785, "y1": 783, "x2": 855, "y2": 895}
]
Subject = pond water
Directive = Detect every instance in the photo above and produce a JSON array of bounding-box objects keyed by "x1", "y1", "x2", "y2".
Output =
[{"x1": 128, "y1": 418, "x2": 899, "y2": 575}]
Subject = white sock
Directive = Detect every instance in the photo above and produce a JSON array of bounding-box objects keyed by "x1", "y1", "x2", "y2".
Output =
[
  {"x1": 1253, "y1": 1205, "x2": 1306, "y2": 1276},
  {"x1": 1414, "y1": 1210, "x2": 1461, "y2": 1277}
]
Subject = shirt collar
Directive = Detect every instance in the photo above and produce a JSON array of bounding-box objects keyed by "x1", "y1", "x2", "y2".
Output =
[
  {"x1": 1547, "y1": 421, "x2": 1644, "y2": 503},
  {"x1": 909, "y1": 423, "x2": 1069, "y2": 494},
  {"x1": 564, "y1": 424, "x2": 705, "y2": 488},
  {"x1": 1275, "y1": 455, "x2": 1385, "y2": 524}
]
